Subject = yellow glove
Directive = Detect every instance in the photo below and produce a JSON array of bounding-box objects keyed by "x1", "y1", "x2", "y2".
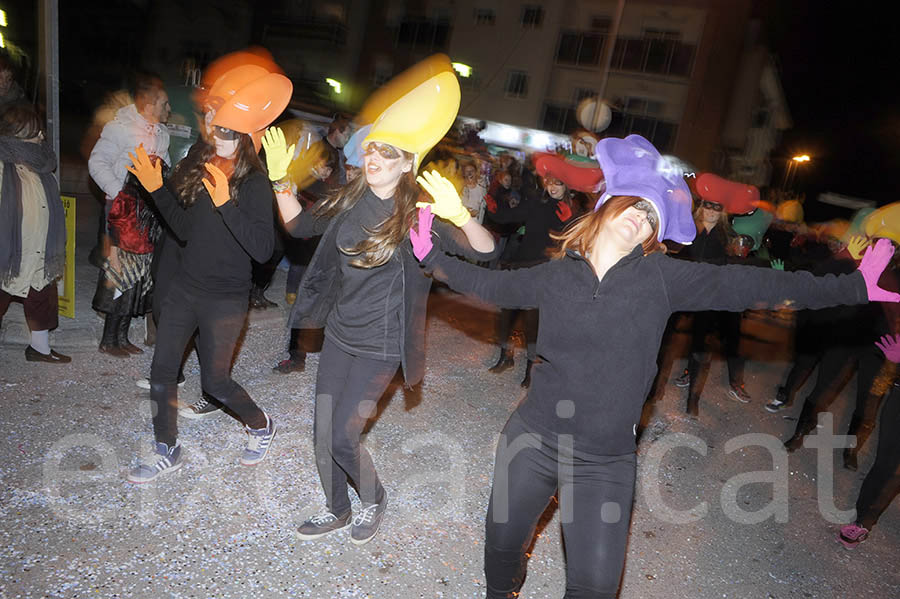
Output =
[
  {"x1": 415, "y1": 169, "x2": 470, "y2": 227},
  {"x1": 261, "y1": 126, "x2": 295, "y2": 182},
  {"x1": 847, "y1": 235, "x2": 869, "y2": 261},
  {"x1": 202, "y1": 163, "x2": 230, "y2": 207},
  {"x1": 125, "y1": 144, "x2": 163, "y2": 193}
]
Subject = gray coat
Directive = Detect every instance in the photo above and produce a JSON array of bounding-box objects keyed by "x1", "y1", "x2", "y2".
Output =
[{"x1": 285, "y1": 201, "x2": 498, "y2": 386}]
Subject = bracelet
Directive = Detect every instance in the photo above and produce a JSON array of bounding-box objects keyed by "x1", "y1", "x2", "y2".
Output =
[{"x1": 272, "y1": 179, "x2": 291, "y2": 193}]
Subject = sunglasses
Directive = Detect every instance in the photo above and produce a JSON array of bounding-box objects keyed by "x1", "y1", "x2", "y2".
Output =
[
  {"x1": 363, "y1": 142, "x2": 401, "y2": 160},
  {"x1": 212, "y1": 125, "x2": 239, "y2": 141},
  {"x1": 701, "y1": 200, "x2": 723, "y2": 212}
]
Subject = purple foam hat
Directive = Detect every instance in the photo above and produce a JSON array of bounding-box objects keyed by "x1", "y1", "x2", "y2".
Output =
[{"x1": 593, "y1": 134, "x2": 696, "y2": 244}]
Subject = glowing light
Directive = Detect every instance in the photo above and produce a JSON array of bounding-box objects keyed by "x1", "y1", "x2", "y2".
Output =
[
  {"x1": 0, "y1": 10, "x2": 7, "y2": 27},
  {"x1": 325, "y1": 78, "x2": 342, "y2": 94},
  {"x1": 451, "y1": 62, "x2": 472, "y2": 78},
  {"x1": 792, "y1": 154, "x2": 810, "y2": 162},
  {"x1": 0, "y1": 33, "x2": 4, "y2": 49}
]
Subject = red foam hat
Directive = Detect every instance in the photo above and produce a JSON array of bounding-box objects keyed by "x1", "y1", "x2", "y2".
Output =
[
  {"x1": 695, "y1": 173, "x2": 759, "y2": 214},
  {"x1": 533, "y1": 152, "x2": 604, "y2": 193}
]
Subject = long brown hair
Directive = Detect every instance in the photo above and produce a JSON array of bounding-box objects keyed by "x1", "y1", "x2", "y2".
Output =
[
  {"x1": 315, "y1": 149, "x2": 422, "y2": 268},
  {"x1": 551, "y1": 195, "x2": 661, "y2": 259},
  {"x1": 169, "y1": 134, "x2": 265, "y2": 207}
]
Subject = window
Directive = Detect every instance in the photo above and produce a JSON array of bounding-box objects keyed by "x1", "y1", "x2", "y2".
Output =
[
  {"x1": 604, "y1": 107, "x2": 677, "y2": 152},
  {"x1": 555, "y1": 31, "x2": 606, "y2": 66},
  {"x1": 396, "y1": 17, "x2": 451, "y2": 51},
  {"x1": 574, "y1": 88, "x2": 596, "y2": 103},
  {"x1": 624, "y1": 97, "x2": 663, "y2": 116},
  {"x1": 611, "y1": 37, "x2": 695, "y2": 78},
  {"x1": 591, "y1": 16, "x2": 612, "y2": 31},
  {"x1": 505, "y1": 70, "x2": 529, "y2": 98},
  {"x1": 475, "y1": 8, "x2": 496, "y2": 25},
  {"x1": 541, "y1": 103, "x2": 579, "y2": 134},
  {"x1": 642, "y1": 28, "x2": 681, "y2": 41},
  {"x1": 522, "y1": 5, "x2": 544, "y2": 28}
]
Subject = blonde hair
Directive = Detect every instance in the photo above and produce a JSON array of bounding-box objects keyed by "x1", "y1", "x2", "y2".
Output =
[{"x1": 551, "y1": 196, "x2": 661, "y2": 259}]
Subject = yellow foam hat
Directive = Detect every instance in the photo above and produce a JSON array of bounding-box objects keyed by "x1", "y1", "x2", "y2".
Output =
[
  {"x1": 776, "y1": 199, "x2": 804, "y2": 223},
  {"x1": 363, "y1": 68, "x2": 460, "y2": 170},
  {"x1": 864, "y1": 202, "x2": 900, "y2": 244}
]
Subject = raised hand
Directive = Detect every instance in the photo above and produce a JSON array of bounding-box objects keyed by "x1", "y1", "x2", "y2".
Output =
[
  {"x1": 875, "y1": 334, "x2": 900, "y2": 363},
  {"x1": 770, "y1": 259, "x2": 784, "y2": 271},
  {"x1": 847, "y1": 235, "x2": 869, "y2": 261},
  {"x1": 202, "y1": 163, "x2": 231, "y2": 207},
  {"x1": 858, "y1": 238, "x2": 900, "y2": 302},
  {"x1": 261, "y1": 127, "x2": 295, "y2": 182},
  {"x1": 556, "y1": 200, "x2": 572, "y2": 222},
  {"x1": 416, "y1": 170, "x2": 471, "y2": 227},
  {"x1": 410, "y1": 205, "x2": 435, "y2": 261},
  {"x1": 125, "y1": 144, "x2": 163, "y2": 193},
  {"x1": 484, "y1": 194, "x2": 498, "y2": 214}
]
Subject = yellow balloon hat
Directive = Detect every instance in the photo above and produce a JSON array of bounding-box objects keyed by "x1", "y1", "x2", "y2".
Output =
[
  {"x1": 864, "y1": 202, "x2": 900, "y2": 244},
  {"x1": 363, "y1": 69, "x2": 460, "y2": 170},
  {"x1": 776, "y1": 199, "x2": 804, "y2": 224}
]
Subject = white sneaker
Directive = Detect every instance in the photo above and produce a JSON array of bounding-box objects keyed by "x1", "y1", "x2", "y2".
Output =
[{"x1": 135, "y1": 377, "x2": 186, "y2": 390}]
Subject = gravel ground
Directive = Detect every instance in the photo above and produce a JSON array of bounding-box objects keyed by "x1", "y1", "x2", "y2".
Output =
[{"x1": 1, "y1": 195, "x2": 898, "y2": 598}]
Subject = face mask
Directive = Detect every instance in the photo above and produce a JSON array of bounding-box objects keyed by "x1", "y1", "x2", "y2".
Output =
[
  {"x1": 363, "y1": 142, "x2": 401, "y2": 160},
  {"x1": 214, "y1": 136, "x2": 239, "y2": 158}
]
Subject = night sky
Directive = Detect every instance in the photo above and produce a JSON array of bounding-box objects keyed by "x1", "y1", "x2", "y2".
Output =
[{"x1": 766, "y1": 0, "x2": 900, "y2": 217}]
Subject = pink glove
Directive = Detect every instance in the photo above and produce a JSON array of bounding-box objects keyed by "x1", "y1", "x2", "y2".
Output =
[
  {"x1": 875, "y1": 334, "x2": 900, "y2": 364},
  {"x1": 858, "y1": 238, "x2": 900, "y2": 302},
  {"x1": 410, "y1": 205, "x2": 435, "y2": 261}
]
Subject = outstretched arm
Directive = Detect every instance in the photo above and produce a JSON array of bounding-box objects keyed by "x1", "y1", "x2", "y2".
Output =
[
  {"x1": 127, "y1": 145, "x2": 192, "y2": 240},
  {"x1": 417, "y1": 170, "x2": 495, "y2": 254},
  {"x1": 411, "y1": 206, "x2": 547, "y2": 308}
]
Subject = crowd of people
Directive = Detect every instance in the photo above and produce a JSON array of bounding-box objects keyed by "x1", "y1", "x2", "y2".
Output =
[{"x1": 2, "y1": 48, "x2": 899, "y2": 596}]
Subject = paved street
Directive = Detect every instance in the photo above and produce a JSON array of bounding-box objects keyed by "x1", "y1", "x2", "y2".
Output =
[{"x1": 1, "y1": 183, "x2": 898, "y2": 598}]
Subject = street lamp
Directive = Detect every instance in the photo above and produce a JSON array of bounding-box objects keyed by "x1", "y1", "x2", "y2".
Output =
[{"x1": 783, "y1": 154, "x2": 811, "y2": 190}]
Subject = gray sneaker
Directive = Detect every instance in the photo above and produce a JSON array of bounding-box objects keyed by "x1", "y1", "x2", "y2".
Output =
[
  {"x1": 350, "y1": 494, "x2": 388, "y2": 545},
  {"x1": 296, "y1": 510, "x2": 352, "y2": 540},
  {"x1": 240, "y1": 415, "x2": 276, "y2": 466},
  {"x1": 127, "y1": 441, "x2": 184, "y2": 483}
]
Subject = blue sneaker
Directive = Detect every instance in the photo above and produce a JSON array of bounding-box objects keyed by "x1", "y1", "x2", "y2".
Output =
[
  {"x1": 241, "y1": 415, "x2": 276, "y2": 466},
  {"x1": 127, "y1": 441, "x2": 184, "y2": 483}
]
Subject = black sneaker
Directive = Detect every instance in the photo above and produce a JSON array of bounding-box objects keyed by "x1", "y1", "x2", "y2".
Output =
[
  {"x1": 351, "y1": 494, "x2": 388, "y2": 546},
  {"x1": 765, "y1": 386, "x2": 789, "y2": 412},
  {"x1": 296, "y1": 510, "x2": 352, "y2": 540},
  {"x1": 178, "y1": 393, "x2": 222, "y2": 419},
  {"x1": 674, "y1": 369, "x2": 690, "y2": 387}
]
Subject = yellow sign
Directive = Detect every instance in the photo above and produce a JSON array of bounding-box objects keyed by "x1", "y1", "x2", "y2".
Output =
[{"x1": 57, "y1": 195, "x2": 75, "y2": 319}]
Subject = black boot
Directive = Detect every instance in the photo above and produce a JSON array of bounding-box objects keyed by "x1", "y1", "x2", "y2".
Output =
[
  {"x1": 99, "y1": 314, "x2": 129, "y2": 357},
  {"x1": 843, "y1": 447, "x2": 858, "y2": 471},
  {"x1": 686, "y1": 394, "x2": 699, "y2": 417},
  {"x1": 117, "y1": 315, "x2": 143, "y2": 354},
  {"x1": 521, "y1": 359, "x2": 534, "y2": 388},
  {"x1": 488, "y1": 347, "x2": 514, "y2": 373}
]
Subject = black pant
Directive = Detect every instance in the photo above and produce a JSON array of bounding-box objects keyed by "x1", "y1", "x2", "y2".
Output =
[
  {"x1": 485, "y1": 412, "x2": 635, "y2": 599},
  {"x1": 314, "y1": 336, "x2": 399, "y2": 516},
  {"x1": 149, "y1": 280, "x2": 266, "y2": 445},
  {"x1": 790, "y1": 344, "x2": 883, "y2": 448},
  {"x1": 496, "y1": 309, "x2": 538, "y2": 361},
  {"x1": 686, "y1": 310, "x2": 744, "y2": 399},
  {"x1": 855, "y1": 383, "x2": 900, "y2": 529}
]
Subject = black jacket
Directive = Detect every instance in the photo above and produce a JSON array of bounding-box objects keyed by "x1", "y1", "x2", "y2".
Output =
[
  {"x1": 285, "y1": 202, "x2": 498, "y2": 386},
  {"x1": 424, "y1": 245, "x2": 867, "y2": 455},
  {"x1": 151, "y1": 171, "x2": 274, "y2": 294}
]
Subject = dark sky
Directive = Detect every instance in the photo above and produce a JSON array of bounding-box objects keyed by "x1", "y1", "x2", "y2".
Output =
[{"x1": 765, "y1": 0, "x2": 900, "y2": 216}]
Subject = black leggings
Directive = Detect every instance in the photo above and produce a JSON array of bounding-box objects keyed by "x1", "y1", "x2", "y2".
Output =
[
  {"x1": 496, "y1": 309, "x2": 538, "y2": 361},
  {"x1": 485, "y1": 412, "x2": 636, "y2": 599},
  {"x1": 855, "y1": 383, "x2": 900, "y2": 529},
  {"x1": 149, "y1": 280, "x2": 266, "y2": 445},
  {"x1": 314, "y1": 337, "x2": 399, "y2": 516},
  {"x1": 685, "y1": 310, "x2": 744, "y2": 398},
  {"x1": 790, "y1": 344, "x2": 883, "y2": 448}
]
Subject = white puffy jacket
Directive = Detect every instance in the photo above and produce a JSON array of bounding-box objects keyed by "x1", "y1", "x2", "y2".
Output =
[{"x1": 88, "y1": 104, "x2": 171, "y2": 199}]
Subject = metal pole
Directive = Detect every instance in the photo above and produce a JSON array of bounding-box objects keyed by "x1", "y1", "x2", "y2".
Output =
[
  {"x1": 38, "y1": 0, "x2": 60, "y2": 177},
  {"x1": 593, "y1": 0, "x2": 626, "y2": 130}
]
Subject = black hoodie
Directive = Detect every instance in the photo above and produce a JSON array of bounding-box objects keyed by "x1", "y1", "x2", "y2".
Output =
[{"x1": 423, "y1": 245, "x2": 867, "y2": 455}]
